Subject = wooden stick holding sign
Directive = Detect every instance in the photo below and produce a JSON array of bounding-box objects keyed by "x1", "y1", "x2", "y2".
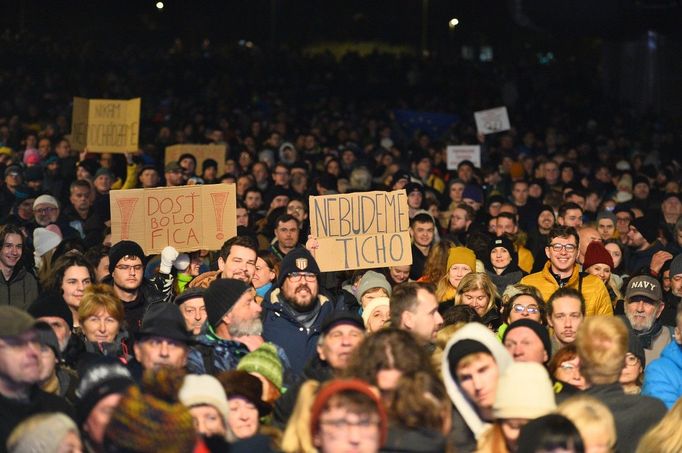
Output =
[
  {"x1": 308, "y1": 190, "x2": 413, "y2": 272},
  {"x1": 110, "y1": 183, "x2": 237, "y2": 254},
  {"x1": 71, "y1": 97, "x2": 141, "y2": 153}
]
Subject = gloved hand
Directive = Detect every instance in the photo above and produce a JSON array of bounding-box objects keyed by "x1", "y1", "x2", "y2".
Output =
[{"x1": 160, "y1": 246, "x2": 180, "y2": 274}]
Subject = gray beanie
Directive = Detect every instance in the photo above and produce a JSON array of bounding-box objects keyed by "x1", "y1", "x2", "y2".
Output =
[
  {"x1": 670, "y1": 254, "x2": 682, "y2": 277},
  {"x1": 596, "y1": 210, "x2": 617, "y2": 225},
  {"x1": 357, "y1": 271, "x2": 392, "y2": 300},
  {"x1": 7, "y1": 413, "x2": 78, "y2": 453}
]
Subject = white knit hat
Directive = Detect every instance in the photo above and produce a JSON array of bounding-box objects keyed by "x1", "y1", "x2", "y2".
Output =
[
  {"x1": 492, "y1": 362, "x2": 556, "y2": 420},
  {"x1": 361, "y1": 296, "x2": 390, "y2": 328},
  {"x1": 179, "y1": 374, "x2": 230, "y2": 426},
  {"x1": 7, "y1": 412, "x2": 78, "y2": 453},
  {"x1": 33, "y1": 194, "x2": 59, "y2": 209},
  {"x1": 33, "y1": 227, "x2": 62, "y2": 257}
]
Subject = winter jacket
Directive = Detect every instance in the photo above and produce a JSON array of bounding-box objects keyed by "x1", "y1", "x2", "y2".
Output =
[
  {"x1": 642, "y1": 340, "x2": 682, "y2": 409},
  {"x1": 0, "y1": 266, "x2": 39, "y2": 310},
  {"x1": 261, "y1": 288, "x2": 337, "y2": 374},
  {"x1": 103, "y1": 275, "x2": 169, "y2": 334},
  {"x1": 520, "y1": 262, "x2": 613, "y2": 317},
  {"x1": 442, "y1": 323, "x2": 513, "y2": 453},
  {"x1": 585, "y1": 383, "x2": 666, "y2": 453},
  {"x1": 186, "y1": 327, "x2": 250, "y2": 375},
  {"x1": 381, "y1": 425, "x2": 448, "y2": 452}
]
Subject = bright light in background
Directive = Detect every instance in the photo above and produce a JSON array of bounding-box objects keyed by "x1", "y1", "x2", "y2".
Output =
[
  {"x1": 156, "y1": 1, "x2": 164, "y2": 10},
  {"x1": 448, "y1": 18, "x2": 459, "y2": 29}
]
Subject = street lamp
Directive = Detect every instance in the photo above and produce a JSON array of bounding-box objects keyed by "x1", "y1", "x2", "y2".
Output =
[{"x1": 449, "y1": 18, "x2": 459, "y2": 30}]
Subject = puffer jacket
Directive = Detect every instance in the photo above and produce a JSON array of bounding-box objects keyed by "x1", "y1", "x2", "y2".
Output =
[
  {"x1": 261, "y1": 288, "x2": 337, "y2": 374},
  {"x1": 441, "y1": 323, "x2": 513, "y2": 453},
  {"x1": 642, "y1": 340, "x2": 682, "y2": 409},
  {"x1": 520, "y1": 262, "x2": 613, "y2": 316}
]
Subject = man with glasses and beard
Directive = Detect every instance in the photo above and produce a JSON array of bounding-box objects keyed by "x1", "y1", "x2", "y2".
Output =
[{"x1": 262, "y1": 248, "x2": 339, "y2": 374}]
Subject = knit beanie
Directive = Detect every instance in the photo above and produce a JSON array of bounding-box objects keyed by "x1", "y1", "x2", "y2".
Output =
[
  {"x1": 361, "y1": 297, "x2": 390, "y2": 328},
  {"x1": 76, "y1": 358, "x2": 134, "y2": 425},
  {"x1": 310, "y1": 379, "x2": 388, "y2": 446},
  {"x1": 203, "y1": 278, "x2": 251, "y2": 329},
  {"x1": 596, "y1": 210, "x2": 617, "y2": 225},
  {"x1": 33, "y1": 194, "x2": 59, "y2": 209},
  {"x1": 582, "y1": 241, "x2": 614, "y2": 271},
  {"x1": 447, "y1": 246, "x2": 477, "y2": 272},
  {"x1": 670, "y1": 254, "x2": 682, "y2": 277},
  {"x1": 105, "y1": 367, "x2": 197, "y2": 453},
  {"x1": 108, "y1": 240, "x2": 145, "y2": 273},
  {"x1": 237, "y1": 342, "x2": 283, "y2": 392},
  {"x1": 7, "y1": 413, "x2": 79, "y2": 453},
  {"x1": 447, "y1": 339, "x2": 492, "y2": 372},
  {"x1": 492, "y1": 362, "x2": 556, "y2": 420},
  {"x1": 276, "y1": 247, "x2": 320, "y2": 287},
  {"x1": 33, "y1": 228, "x2": 62, "y2": 257},
  {"x1": 357, "y1": 271, "x2": 392, "y2": 300},
  {"x1": 27, "y1": 292, "x2": 74, "y2": 331},
  {"x1": 631, "y1": 216, "x2": 659, "y2": 244},
  {"x1": 503, "y1": 319, "x2": 552, "y2": 359},
  {"x1": 179, "y1": 374, "x2": 230, "y2": 428},
  {"x1": 462, "y1": 184, "x2": 484, "y2": 204},
  {"x1": 217, "y1": 370, "x2": 271, "y2": 416},
  {"x1": 35, "y1": 322, "x2": 61, "y2": 360},
  {"x1": 487, "y1": 236, "x2": 518, "y2": 265}
]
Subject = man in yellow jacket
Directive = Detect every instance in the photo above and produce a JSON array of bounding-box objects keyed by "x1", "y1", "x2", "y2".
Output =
[{"x1": 521, "y1": 225, "x2": 613, "y2": 317}]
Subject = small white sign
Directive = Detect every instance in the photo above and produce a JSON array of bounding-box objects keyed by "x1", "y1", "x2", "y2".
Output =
[
  {"x1": 474, "y1": 106, "x2": 511, "y2": 135},
  {"x1": 447, "y1": 145, "x2": 481, "y2": 170}
]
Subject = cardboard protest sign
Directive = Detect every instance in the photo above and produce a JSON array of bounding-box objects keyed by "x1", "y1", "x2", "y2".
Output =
[
  {"x1": 165, "y1": 144, "x2": 227, "y2": 176},
  {"x1": 71, "y1": 97, "x2": 141, "y2": 153},
  {"x1": 474, "y1": 106, "x2": 511, "y2": 135},
  {"x1": 110, "y1": 184, "x2": 236, "y2": 254},
  {"x1": 309, "y1": 190, "x2": 412, "y2": 272},
  {"x1": 447, "y1": 145, "x2": 481, "y2": 170}
]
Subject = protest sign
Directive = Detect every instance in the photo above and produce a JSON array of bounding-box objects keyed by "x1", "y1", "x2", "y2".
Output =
[
  {"x1": 309, "y1": 190, "x2": 412, "y2": 272},
  {"x1": 110, "y1": 184, "x2": 236, "y2": 254},
  {"x1": 474, "y1": 106, "x2": 511, "y2": 135},
  {"x1": 165, "y1": 144, "x2": 227, "y2": 176},
  {"x1": 71, "y1": 97, "x2": 141, "y2": 153},
  {"x1": 447, "y1": 145, "x2": 481, "y2": 170}
]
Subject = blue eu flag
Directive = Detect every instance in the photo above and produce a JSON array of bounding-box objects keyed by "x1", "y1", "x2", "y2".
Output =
[{"x1": 394, "y1": 110, "x2": 459, "y2": 139}]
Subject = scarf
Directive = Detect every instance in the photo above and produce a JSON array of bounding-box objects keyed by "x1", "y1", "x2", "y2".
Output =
[
  {"x1": 636, "y1": 319, "x2": 663, "y2": 349},
  {"x1": 279, "y1": 294, "x2": 322, "y2": 330},
  {"x1": 256, "y1": 282, "x2": 273, "y2": 298}
]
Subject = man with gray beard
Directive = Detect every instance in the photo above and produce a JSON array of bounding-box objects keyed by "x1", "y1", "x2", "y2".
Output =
[
  {"x1": 186, "y1": 279, "x2": 261, "y2": 374},
  {"x1": 621, "y1": 274, "x2": 673, "y2": 364}
]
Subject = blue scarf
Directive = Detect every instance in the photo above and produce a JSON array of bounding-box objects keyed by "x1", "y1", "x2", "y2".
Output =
[{"x1": 256, "y1": 282, "x2": 273, "y2": 298}]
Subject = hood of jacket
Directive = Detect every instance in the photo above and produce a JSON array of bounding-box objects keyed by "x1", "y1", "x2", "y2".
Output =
[{"x1": 441, "y1": 322, "x2": 513, "y2": 439}]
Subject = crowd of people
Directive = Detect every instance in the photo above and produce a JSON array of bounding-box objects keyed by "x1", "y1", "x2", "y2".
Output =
[{"x1": 1, "y1": 33, "x2": 682, "y2": 453}]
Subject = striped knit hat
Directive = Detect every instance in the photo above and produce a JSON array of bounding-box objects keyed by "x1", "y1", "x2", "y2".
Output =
[
  {"x1": 237, "y1": 342, "x2": 283, "y2": 392},
  {"x1": 104, "y1": 367, "x2": 197, "y2": 453}
]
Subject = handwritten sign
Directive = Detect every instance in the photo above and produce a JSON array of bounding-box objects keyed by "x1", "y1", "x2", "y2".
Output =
[
  {"x1": 71, "y1": 97, "x2": 141, "y2": 153},
  {"x1": 110, "y1": 184, "x2": 236, "y2": 254},
  {"x1": 447, "y1": 145, "x2": 481, "y2": 170},
  {"x1": 474, "y1": 106, "x2": 511, "y2": 135},
  {"x1": 309, "y1": 190, "x2": 412, "y2": 272},
  {"x1": 165, "y1": 144, "x2": 227, "y2": 176}
]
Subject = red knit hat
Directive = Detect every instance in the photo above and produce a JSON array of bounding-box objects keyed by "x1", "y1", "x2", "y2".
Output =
[
  {"x1": 583, "y1": 241, "x2": 614, "y2": 270},
  {"x1": 310, "y1": 379, "x2": 388, "y2": 446}
]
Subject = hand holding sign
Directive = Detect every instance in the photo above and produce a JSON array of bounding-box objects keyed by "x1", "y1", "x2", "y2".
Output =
[
  {"x1": 71, "y1": 97, "x2": 141, "y2": 153},
  {"x1": 474, "y1": 106, "x2": 511, "y2": 135}
]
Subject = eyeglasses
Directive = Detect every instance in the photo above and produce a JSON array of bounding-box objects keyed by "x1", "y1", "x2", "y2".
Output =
[
  {"x1": 34, "y1": 207, "x2": 58, "y2": 215},
  {"x1": 287, "y1": 272, "x2": 316, "y2": 282},
  {"x1": 625, "y1": 353, "x2": 640, "y2": 366},
  {"x1": 512, "y1": 304, "x2": 540, "y2": 314},
  {"x1": 115, "y1": 264, "x2": 143, "y2": 272},
  {"x1": 559, "y1": 362, "x2": 579, "y2": 373},
  {"x1": 548, "y1": 243, "x2": 577, "y2": 252}
]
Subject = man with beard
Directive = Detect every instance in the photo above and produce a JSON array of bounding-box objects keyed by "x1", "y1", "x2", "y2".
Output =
[
  {"x1": 262, "y1": 248, "x2": 339, "y2": 374},
  {"x1": 269, "y1": 214, "x2": 300, "y2": 260},
  {"x1": 187, "y1": 279, "x2": 261, "y2": 374},
  {"x1": 189, "y1": 235, "x2": 258, "y2": 289},
  {"x1": 621, "y1": 275, "x2": 672, "y2": 364}
]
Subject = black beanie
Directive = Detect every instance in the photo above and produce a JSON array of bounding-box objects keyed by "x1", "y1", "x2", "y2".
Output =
[
  {"x1": 276, "y1": 248, "x2": 320, "y2": 287},
  {"x1": 631, "y1": 216, "x2": 659, "y2": 244},
  {"x1": 503, "y1": 319, "x2": 552, "y2": 360},
  {"x1": 204, "y1": 278, "x2": 251, "y2": 329},
  {"x1": 27, "y1": 292, "x2": 74, "y2": 331},
  {"x1": 109, "y1": 240, "x2": 145, "y2": 273},
  {"x1": 76, "y1": 358, "x2": 134, "y2": 425},
  {"x1": 447, "y1": 339, "x2": 492, "y2": 374}
]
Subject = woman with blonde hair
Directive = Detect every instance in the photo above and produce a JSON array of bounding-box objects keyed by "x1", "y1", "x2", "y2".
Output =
[
  {"x1": 557, "y1": 395, "x2": 616, "y2": 453},
  {"x1": 436, "y1": 246, "x2": 476, "y2": 303},
  {"x1": 77, "y1": 283, "x2": 130, "y2": 363},
  {"x1": 636, "y1": 397, "x2": 682, "y2": 453},
  {"x1": 280, "y1": 380, "x2": 320, "y2": 453},
  {"x1": 452, "y1": 272, "x2": 501, "y2": 330}
]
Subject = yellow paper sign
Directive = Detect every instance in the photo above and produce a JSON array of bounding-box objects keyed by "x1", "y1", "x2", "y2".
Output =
[
  {"x1": 110, "y1": 184, "x2": 237, "y2": 254},
  {"x1": 309, "y1": 190, "x2": 413, "y2": 272},
  {"x1": 165, "y1": 144, "x2": 226, "y2": 176},
  {"x1": 71, "y1": 97, "x2": 141, "y2": 153}
]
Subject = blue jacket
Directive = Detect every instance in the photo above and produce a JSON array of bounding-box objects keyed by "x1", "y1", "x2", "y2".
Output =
[
  {"x1": 261, "y1": 288, "x2": 336, "y2": 375},
  {"x1": 642, "y1": 340, "x2": 682, "y2": 409}
]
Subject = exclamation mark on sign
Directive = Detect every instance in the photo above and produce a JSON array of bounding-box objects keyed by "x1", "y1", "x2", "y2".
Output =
[
  {"x1": 116, "y1": 198, "x2": 139, "y2": 240},
  {"x1": 210, "y1": 192, "x2": 228, "y2": 240}
]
